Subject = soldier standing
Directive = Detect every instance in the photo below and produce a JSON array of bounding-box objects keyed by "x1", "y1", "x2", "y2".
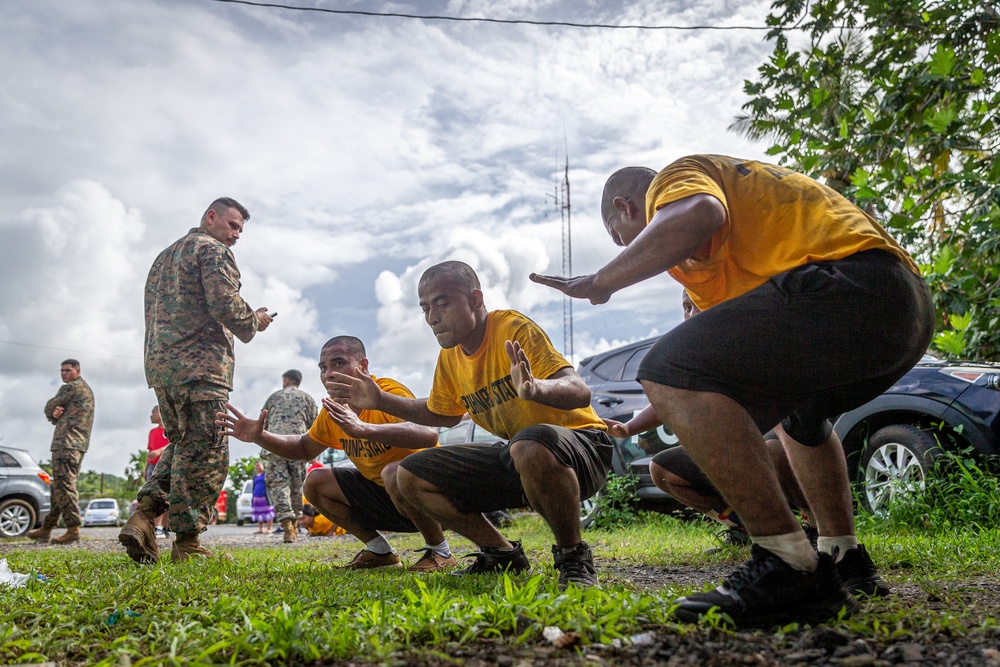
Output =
[
  {"x1": 28, "y1": 359, "x2": 95, "y2": 544},
  {"x1": 118, "y1": 196, "x2": 272, "y2": 564},
  {"x1": 261, "y1": 369, "x2": 318, "y2": 543}
]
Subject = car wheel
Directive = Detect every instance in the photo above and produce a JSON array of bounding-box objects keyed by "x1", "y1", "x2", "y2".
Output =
[
  {"x1": 859, "y1": 425, "x2": 941, "y2": 515},
  {"x1": 0, "y1": 498, "x2": 37, "y2": 538},
  {"x1": 580, "y1": 495, "x2": 599, "y2": 529},
  {"x1": 237, "y1": 519, "x2": 244, "y2": 527}
]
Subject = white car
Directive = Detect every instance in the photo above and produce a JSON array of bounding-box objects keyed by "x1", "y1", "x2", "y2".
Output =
[
  {"x1": 236, "y1": 480, "x2": 254, "y2": 526},
  {"x1": 82, "y1": 498, "x2": 120, "y2": 527}
]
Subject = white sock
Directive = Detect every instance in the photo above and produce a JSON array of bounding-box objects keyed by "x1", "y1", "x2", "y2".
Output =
[
  {"x1": 424, "y1": 540, "x2": 451, "y2": 558},
  {"x1": 753, "y1": 531, "x2": 819, "y2": 572},
  {"x1": 365, "y1": 535, "x2": 394, "y2": 555},
  {"x1": 817, "y1": 536, "x2": 858, "y2": 562}
]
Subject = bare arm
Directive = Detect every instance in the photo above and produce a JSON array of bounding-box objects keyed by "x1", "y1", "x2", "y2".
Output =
[
  {"x1": 506, "y1": 340, "x2": 592, "y2": 410},
  {"x1": 216, "y1": 404, "x2": 327, "y2": 460},
  {"x1": 604, "y1": 404, "x2": 662, "y2": 439},
  {"x1": 530, "y1": 194, "x2": 726, "y2": 303},
  {"x1": 321, "y1": 398, "x2": 440, "y2": 449},
  {"x1": 324, "y1": 369, "x2": 463, "y2": 428}
]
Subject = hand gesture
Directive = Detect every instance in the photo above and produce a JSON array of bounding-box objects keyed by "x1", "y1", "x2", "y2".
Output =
[
  {"x1": 602, "y1": 418, "x2": 631, "y2": 440},
  {"x1": 505, "y1": 339, "x2": 536, "y2": 401},
  {"x1": 256, "y1": 308, "x2": 273, "y2": 332},
  {"x1": 529, "y1": 273, "x2": 612, "y2": 305},
  {"x1": 52, "y1": 406, "x2": 65, "y2": 420},
  {"x1": 216, "y1": 403, "x2": 267, "y2": 443},
  {"x1": 326, "y1": 367, "x2": 382, "y2": 410},
  {"x1": 322, "y1": 397, "x2": 369, "y2": 439}
]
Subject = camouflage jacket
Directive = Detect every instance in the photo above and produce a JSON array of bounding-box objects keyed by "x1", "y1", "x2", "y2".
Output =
[
  {"x1": 45, "y1": 377, "x2": 95, "y2": 452},
  {"x1": 263, "y1": 386, "x2": 319, "y2": 436},
  {"x1": 144, "y1": 228, "x2": 260, "y2": 389}
]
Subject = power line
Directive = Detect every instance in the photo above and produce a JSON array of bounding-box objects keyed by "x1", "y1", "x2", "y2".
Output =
[{"x1": 207, "y1": 0, "x2": 779, "y2": 30}]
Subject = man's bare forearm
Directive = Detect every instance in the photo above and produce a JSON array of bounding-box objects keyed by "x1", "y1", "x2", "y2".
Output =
[
  {"x1": 253, "y1": 431, "x2": 325, "y2": 461},
  {"x1": 377, "y1": 393, "x2": 463, "y2": 428}
]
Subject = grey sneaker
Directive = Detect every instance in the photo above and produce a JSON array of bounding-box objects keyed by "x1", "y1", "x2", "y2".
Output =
[
  {"x1": 552, "y1": 541, "x2": 598, "y2": 589},
  {"x1": 674, "y1": 545, "x2": 859, "y2": 627},
  {"x1": 705, "y1": 526, "x2": 750, "y2": 554},
  {"x1": 452, "y1": 540, "x2": 531, "y2": 576},
  {"x1": 835, "y1": 544, "x2": 890, "y2": 598}
]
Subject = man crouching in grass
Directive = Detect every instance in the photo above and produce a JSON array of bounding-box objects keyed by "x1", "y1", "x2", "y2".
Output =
[{"x1": 218, "y1": 335, "x2": 459, "y2": 572}]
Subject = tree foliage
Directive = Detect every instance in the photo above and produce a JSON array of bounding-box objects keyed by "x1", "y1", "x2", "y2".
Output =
[{"x1": 733, "y1": 0, "x2": 1000, "y2": 358}]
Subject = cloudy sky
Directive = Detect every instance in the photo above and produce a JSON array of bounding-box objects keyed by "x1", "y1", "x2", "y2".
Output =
[{"x1": 0, "y1": 0, "x2": 780, "y2": 477}]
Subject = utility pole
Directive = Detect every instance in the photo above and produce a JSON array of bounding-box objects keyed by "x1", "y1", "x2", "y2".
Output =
[{"x1": 559, "y1": 154, "x2": 573, "y2": 361}]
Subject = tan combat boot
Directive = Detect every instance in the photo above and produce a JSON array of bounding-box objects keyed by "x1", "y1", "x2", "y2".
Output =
[
  {"x1": 52, "y1": 526, "x2": 80, "y2": 544},
  {"x1": 26, "y1": 526, "x2": 52, "y2": 542},
  {"x1": 281, "y1": 518, "x2": 297, "y2": 543},
  {"x1": 118, "y1": 497, "x2": 161, "y2": 564},
  {"x1": 171, "y1": 531, "x2": 231, "y2": 563}
]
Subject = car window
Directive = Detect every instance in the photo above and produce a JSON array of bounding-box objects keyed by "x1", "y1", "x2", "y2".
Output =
[
  {"x1": 470, "y1": 424, "x2": 498, "y2": 443},
  {"x1": 322, "y1": 448, "x2": 349, "y2": 465},
  {"x1": 588, "y1": 349, "x2": 631, "y2": 381},
  {"x1": 621, "y1": 346, "x2": 651, "y2": 383},
  {"x1": 90, "y1": 501, "x2": 115, "y2": 509},
  {"x1": 244, "y1": 480, "x2": 253, "y2": 494},
  {"x1": 438, "y1": 423, "x2": 472, "y2": 445},
  {"x1": 0, "y1": 451, "x2": 19, "y2": 467}
]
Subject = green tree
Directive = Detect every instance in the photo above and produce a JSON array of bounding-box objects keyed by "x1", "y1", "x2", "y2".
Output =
[
  {"x1": 228, "y1": 456, "x2": 258, "y2": 493},
  {"x1": 732, "y1": 0, "x2": 1000, "y2": 358},
  {"x1": 123, "y1": 449, "x2": 147, "y2": 492}
]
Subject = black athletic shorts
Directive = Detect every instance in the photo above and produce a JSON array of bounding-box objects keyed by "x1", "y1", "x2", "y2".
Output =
[
  {"x1": 637, "y1": 250, "x2": 934, "y2": 445},
  {"x1": 398, "y1": 425, "x2": 614, "y2": 515},
  {"x1": 332, "y1": 467, "x2": 417, "y2": 533}
]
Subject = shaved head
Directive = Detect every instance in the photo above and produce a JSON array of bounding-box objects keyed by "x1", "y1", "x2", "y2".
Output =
[
  {"x1": 601, "y1": 167, "x2": 657, "y2": 226},
  {"x1": 321, "y1": 335, "x2": 366, "y2": 359},
  {"x1": 419, "y1": 260, "x2": 481, "y2": 294}
]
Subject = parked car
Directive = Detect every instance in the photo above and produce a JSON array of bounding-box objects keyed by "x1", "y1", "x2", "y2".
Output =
[
  {"x1": 236, "y1": 479, "x2": 254, "y2": 526},
  {"x1": 0, "y1": 444, "x2": 51, "y2": 538},
  {"x1": 579, "y1": 335, "x2": 1000, "y2": 519},
  {"x1": 82, "y1": 498, "x2": 121, "y2": 527}
]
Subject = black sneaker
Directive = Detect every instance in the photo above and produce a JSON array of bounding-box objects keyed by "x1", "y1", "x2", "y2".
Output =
[
  {"x1": 552, "y1": 542, "x2": 598, "y2": 589},
  {"x1": 835, "y1": 544, "x2": 890, "y2": 598},
  {"x1": 673, "y1": 545, "x2": 859, "y2": 627},
  {"x1": 452, "y1": 540, "x2": 531, "y2": 576},
  {"x1": 802, "y1": 524, "x2": 819, "y2": 549},
  {"x1": 485, "y1": 510, "x2": 514, "y2": 528}
]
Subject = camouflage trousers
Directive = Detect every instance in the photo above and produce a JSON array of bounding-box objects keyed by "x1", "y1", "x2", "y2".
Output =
[
  {"x1": 138, "y1": 383, "x2": 229, "y2": 535},
  {"x1": 42, "y1": 448, "x2": 85, "y2": 528},
  {"x1": 264, "y1": 456, "x2": 306, "y2": 522}
]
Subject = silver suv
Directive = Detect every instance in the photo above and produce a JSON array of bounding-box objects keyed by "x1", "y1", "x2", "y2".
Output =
[{"x1": 0, "y1": 444, "x2": 52, "y2": 537}]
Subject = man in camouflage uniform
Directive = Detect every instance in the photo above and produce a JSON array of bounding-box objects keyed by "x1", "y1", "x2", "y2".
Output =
[
  {"x1": 261, "y1": 369, "x2": 318, "y2": 543},
  {"x1": 119, "y1": 196, "x2": 273, "y2": 564},
  {"x1": 28, "y1": 359, "x2": 95, "y2": 544}
]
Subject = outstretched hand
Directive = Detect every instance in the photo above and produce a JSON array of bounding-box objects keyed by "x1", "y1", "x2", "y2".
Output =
[
  {"x1": 602, "y1": 418, "x2": 631, "y2": 440},
  {"x1": 216, "y1": 403, "x2": 266, "y2": 443},
  {"x1": 325, "y1": 367, "x2": 382, "y2": 410},
  {"x1": 505, "y1": 339, "x2": 536, "y2": 401},
  {"x1": 322, "y1": 397, "x2": 369, "y2": 439},
  {"x1": 529, "y1": 272, "x2": 612, "y2": 305}
]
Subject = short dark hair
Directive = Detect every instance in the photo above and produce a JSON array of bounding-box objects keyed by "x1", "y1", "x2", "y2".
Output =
[
  {"x1": 419, "y1": 260, "x2": 481, "y2": 294},
  {"x1": 302, "y1": 504, "x2": 318, "y2": 516},
  {"x1": 61, "y1": 359, "x2": 80, "y2": 369},
  {"x1": 321, "y1": 336, "x2": 366, "y2": 359},
  {"x1": 282, "y1": 369, "x2": 302, "y2": 385},
  {"x1": 208, "y1": 197, "x2": 250, "y2": 222},
  {"x1": 600, "y1": 167, "x2": 657, "y2": 225}
]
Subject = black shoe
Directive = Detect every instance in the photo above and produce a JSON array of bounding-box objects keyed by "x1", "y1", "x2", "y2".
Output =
[
  {"x1": 673, "y1": 545, "x2": 859, "y2": 627},
  {"x1": 802, "y1": 524, "x2": 819, "y2": 549},
  {"x1": 452, "y1": 540, "x2": 531, "y2": 576},
  {"x1": 835, "y1": 544, "x2": 890, "y2": 598},
  {"x1": 705, "y1": 526, "x2": 750, "y2": 554},
  {"x1": 552, "y1": 542, "x2": 598, "y2": 589}
]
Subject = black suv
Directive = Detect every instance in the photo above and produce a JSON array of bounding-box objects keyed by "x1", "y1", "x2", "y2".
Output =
[{"x1": 579, "y1": 336, "x2": 1000, "y2": 518}]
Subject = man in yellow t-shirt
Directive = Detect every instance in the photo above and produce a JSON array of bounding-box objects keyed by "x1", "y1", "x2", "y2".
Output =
[
  {"x1": 218, "y1": 335, "x2": 454, "y2": 572},
  {"x1": 298, "y1": 503, "x2": 346, "y2": 537},
  {"x1": 328, "y1": 261, "x2": 613, "y2": 589},
  {"x1": 532, "y1": 155, "x2": 933, "y2": 626}
]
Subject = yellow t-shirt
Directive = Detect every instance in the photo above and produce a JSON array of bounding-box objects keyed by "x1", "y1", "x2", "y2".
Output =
[
  {"x1": 427, "y1": 310, "x2": 606, "y2": 440},
  {"x1": 646, "y1": 154, "x2": 920, "y2": 310},
  {"x1": 307, "y1": 376, "x2": 432, "y2": 486}
]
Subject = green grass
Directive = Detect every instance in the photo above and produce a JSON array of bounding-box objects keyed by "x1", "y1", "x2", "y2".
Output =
[{"x1": 2, "y1": 511, "x2": 1000, "y2": 665}]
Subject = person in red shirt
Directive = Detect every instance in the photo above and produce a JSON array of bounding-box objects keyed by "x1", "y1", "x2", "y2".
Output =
[{"x1": 146, "y1": 406, "x2": 170, "y2": 538}]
